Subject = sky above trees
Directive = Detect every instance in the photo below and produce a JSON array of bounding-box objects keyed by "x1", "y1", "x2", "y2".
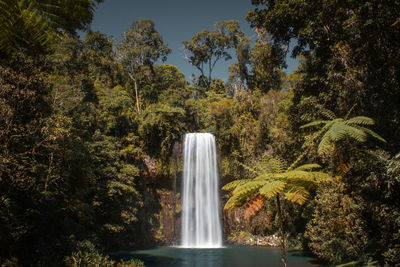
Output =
[{"x1": 88, "y1": 0, "x2": 299, "y2": 81}]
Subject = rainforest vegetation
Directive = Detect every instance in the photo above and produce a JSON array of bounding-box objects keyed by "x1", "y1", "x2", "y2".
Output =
[{"x1": 1, "y1": 0, "x2": 399, "y2": 266}]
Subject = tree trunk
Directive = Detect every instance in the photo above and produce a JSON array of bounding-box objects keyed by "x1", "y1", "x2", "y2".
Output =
[
  {"x1": 276, "y1": 193, "x2": 287, "y2": 267},
  {"x1": 132, "y1": 77, "x2": 140, "y2": 113}
]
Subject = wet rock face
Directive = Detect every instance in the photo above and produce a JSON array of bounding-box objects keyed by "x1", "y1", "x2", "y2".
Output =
[
  {"x1": 154, "y1": 189, "x2": 181, "y2": 245},
  {"x1": 155, "y1": 189, "x2": 278, "y2": 247}
]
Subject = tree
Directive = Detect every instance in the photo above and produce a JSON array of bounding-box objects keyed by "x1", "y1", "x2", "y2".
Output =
[
  {"x1": 301, "y1": 111, "x2": 386, "y2": 156},
  {"x1": 248, "y1": 30, "x2": 286, "y2": 93},
  {"x1": 0, "y1": 0, "x2": 104, "y2": 56},
  {"x1": 223, "y1": 156, "x2": 331, "y2": 267},
  {"x1": 118, "y1": 18, "x2": 171, "y2": 112},
  {"x1": 183, "y1": 20, "x2": 244, "y2": 88},
  {"x1": 305, "y1": 184, "x2": 368, "y2": 264},
  {"x1": 247, "y1": 0, "x2": 400, "y2": 153}
]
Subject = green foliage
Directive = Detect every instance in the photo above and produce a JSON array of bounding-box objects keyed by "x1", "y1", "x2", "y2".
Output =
[
  {"x1": 138, "y1": 103, "x2": 185, "y2": 161},
  {"x1": 118, "y1": 18, "x2": 171, "y2": 112},
  {"x1": 64, "y1": 240, "x2": 115, "y2": 267},
  {"x1": 183, "y1": 20, "x2": 244, "y2": 87},
  {"x1": 248, "y1": 0, "x2": 400, "y2": 153},
  {"x1": 0, "y1": 0, "x2": 103, "y2": 56},
  {"x1": 0, "y1": 32, "x2": 147, "y2": 265},
  {"x1": 305, "y1": 184, "x2": 369, "y2": 264},
  {"x1": 64, "y1": 240, "x2": 145, "y2": 267},
  {"x1": 1, "y1": 1, "x2": 399, "y2": 266},
  {"x1": 248, "y1": 30, "x2": 286, "y2": 93},
  {"x1": 301, "y1": 113, "x2": 386, "y2": 156},
  {"x1": 223, "y1": 156, "x2": 331, "y2": 210}
]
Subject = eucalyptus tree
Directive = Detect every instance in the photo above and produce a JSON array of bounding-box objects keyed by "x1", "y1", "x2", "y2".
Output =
[
  {"x1": 118, "y1": 18, "x2": 171, "y2": 112},
  {"x1": 223, "y1": 156, "x2": 331, "y2": 267},
  {"x1": 183, "y1": 20, "x2": 244, "y2": 88},
  {"x1": 0, "y1": 0, "x2": 103, "y2": 56}
]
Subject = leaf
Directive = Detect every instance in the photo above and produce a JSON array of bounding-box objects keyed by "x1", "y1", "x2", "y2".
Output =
[
  {"x1": 300, "y1": 120, "x2": 328, "y2": 129},
  {"x1": 258, "y1": 180, "x2": 286, "y2": 198},
  {"x1": 293, "y1": 164, "x2": 321, "y2": 171},
  {"x1": 222, "y1": 179, "x2": 252, "y2": 191},
  {"x1": 345, "y1": 116, "x2": 375, "y2": 126},
  {"x1": 317, "y1": 129, "x2": 333, "y2": 155},
  {"x1": 284, "y1": 188, "x2": 309, "y2": 205},
  {"x1": 359, "y1": 126, "x2": 387, "y2": 143},
  {"x1": 243, "y1": 196, "x2": 265, "y2": 220},
  {"x1": 320, "y1": 108, "x2": 336, "y2": 120}
]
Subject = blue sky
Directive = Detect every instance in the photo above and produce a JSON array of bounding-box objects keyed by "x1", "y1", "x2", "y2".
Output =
[{"x1": 89, "y1": 0, "x2": 298, "y2": 82}]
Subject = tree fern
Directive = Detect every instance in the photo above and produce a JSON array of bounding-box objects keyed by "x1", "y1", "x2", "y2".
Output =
[
  {"x1": 223, "y1": 156, "x2": 331, "y2": 209},
  {"x1": 301, "y1": 113, "x2": 386, "y2": 155},
  {"x1": 223, "y1": 155, "x2": 331, "y2": 267}
]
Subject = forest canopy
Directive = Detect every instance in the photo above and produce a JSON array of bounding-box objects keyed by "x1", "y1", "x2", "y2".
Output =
[{"x1": 0, "y1": 0, "x2": 399, "y2": 266}]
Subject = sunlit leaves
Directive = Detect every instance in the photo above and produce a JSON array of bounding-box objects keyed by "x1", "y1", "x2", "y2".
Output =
[
  {"x1": 223, "y1": 156, "x2": 332, "y2": 210},
  {"x1": 183, "y1": 20, "x2": 244, "y2": 87},
  {"x1": 301, "y1": 114, "x2": 386, "y2": 155}
]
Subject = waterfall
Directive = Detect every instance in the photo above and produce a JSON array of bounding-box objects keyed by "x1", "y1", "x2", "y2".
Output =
[{"x1": 181, "y1": 133, "x2": 222, "y2": 248}]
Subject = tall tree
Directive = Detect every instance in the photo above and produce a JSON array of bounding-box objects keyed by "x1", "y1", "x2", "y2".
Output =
[
  {"x1": 247, "y1": 0, "x2": 400, "y2": 152},
  {"x1": 183, "y1": 20, "x2": 244, "y2": 88},
  {"x1": 118, "y1": 18, "x2": 171, "y2": 112}
]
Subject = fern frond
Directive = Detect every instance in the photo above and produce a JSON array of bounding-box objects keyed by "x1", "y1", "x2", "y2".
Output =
[
  {"x1": 330, "y1": 122, "x2": 367, "y2": 142},
  {"x1": 238, "y1": 161, "x2": 260, "y2": 176},
  {"x1": 317, "y1": 129, "x2": 333, "y2": 155},
  {"x1": 345, "y1": 116, "x2": 375, "y2": 126},
  {"x1": 293, "y1": 164, "x2": 321, "y2": 171},
  {"x1": 262, "y1": 157, "x2": 286, "y2": 174},
  {"x1": 284, "y1": 188, "x2": 309, "y2": 205},
  {"x1": 243, "y1": 196, "x2": 265, "y2": 219},
  {"x1": 301, "y1": 121, "x2": 334, "y2": 149},
  {"x1": 224, "y1": 194, "x2": 244, "y2": 210},
  {"x1": 232, "y1": 180, "x2": 265, "y2": 197},
  {"x1": 224, "y1": 181, "x2": 262, "y2": 210},
  {"x1": 286, "y1": 149, "x2": 310, "y2": 171},
  {"x1": 222, "y1": 179, "x2": 252, "y2": 191},
  {"x1": 300, "y1": 120, "x2": 328, "y2": 129},
  {"x1": 358, "y1": 126, "x2": 387, "y2": 143},
  {"x1": 284, "y1": 171, "x2": 331, "y2": 183},
  {"x1": 320, "y1": 108, "x2": 336, "y2": 120},
  {"x1": 258, "y1": 180, "x2": 286, "y2": 198},
  {"x1": 254, "y1": 173, "x2": 274, "y2": 181}
]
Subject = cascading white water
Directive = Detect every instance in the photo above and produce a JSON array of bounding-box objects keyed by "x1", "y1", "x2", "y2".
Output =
[{"x1": 181, "y1": 133, "x2": 222, "y2": 248}]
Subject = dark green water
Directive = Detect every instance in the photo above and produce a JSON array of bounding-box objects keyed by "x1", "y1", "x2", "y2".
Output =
[{"x1": 113, "y1": 246, "x2": 321, "y2": 267}]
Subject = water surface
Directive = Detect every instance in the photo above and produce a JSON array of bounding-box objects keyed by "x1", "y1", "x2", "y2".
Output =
[{"x1": 113, "y1": 246, "x2": 321, "y2": 267}]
